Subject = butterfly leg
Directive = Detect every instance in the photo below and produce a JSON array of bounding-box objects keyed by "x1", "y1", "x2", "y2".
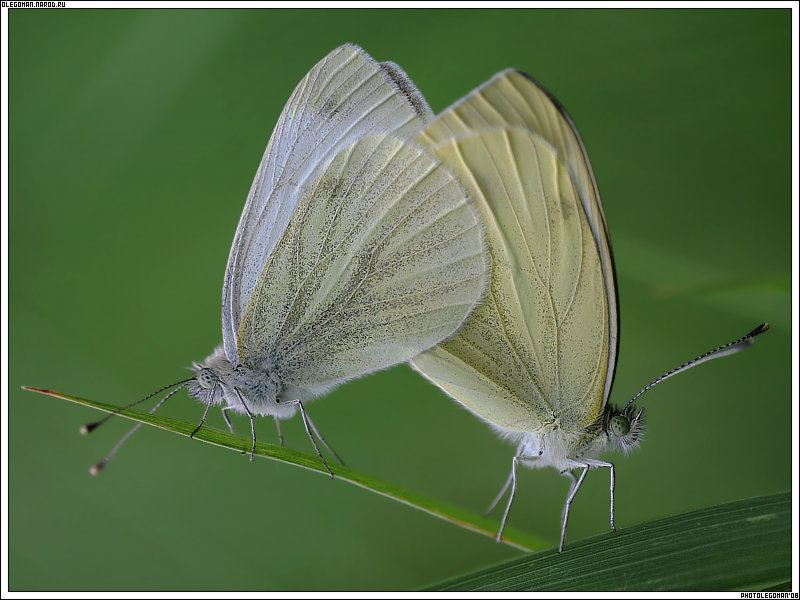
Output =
[
  {"x1": 190, "y1": 391, "x2": 214, "y2": 439},
  {"x1": 274, "y1": 416, "x2": 284, "y2": 447},
  {"x1": 496, "y1": 454, "x2": 539, "y2": 542},
  {"x1": 584, "y1": 458, "x2": 615, "y2": 532},
  {"x1": 484, "y1": 468, "x2": 513, "y2": 516},
  {"x1": 292, "y1": 400, "x2": 335, "y2": 478},
  {"x1": 221, "y1": 406, "x2": 236, "y2": 435},
  {"x1": 222, "y1": 406, "x2": 249, "y2": 457},
  {"x1": 303, "y1": 409, "x2": 344, "y2": 466},
  {"x1": 233, "y1": 388, "x2": 256, "y2": 463},
  {"x1": 559, "y1": 464, "x2": 589, "y2": 552},
  {"x1": 486, "y1": 443, "x2": 541, "y2": 515}
]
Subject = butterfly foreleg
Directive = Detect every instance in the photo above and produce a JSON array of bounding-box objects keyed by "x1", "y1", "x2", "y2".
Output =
[
  {"x1": 584, "y1": 458, "x2": 616, "y2": 533},
  {"x1": 233, "y1": 387, "x2": 257, "y2": 462},
  {"x1": 288, "y1": 399, "x2": 336, "y2": 478},
  {"x1": 221, "y1": 406, "x2": 236, "y2": 435},
  {"x1": 496, "y1": 453, "x2": 540, "y2": 542},
  {"x1": 190, "y1": 385, "x2": 215, "y2": 439},
  {"x1": 484, "y1": 467, "x2": 513, "y2": 516},
  {"x1": 559, "y1": 464, "x2": 589, "y2": 552}
]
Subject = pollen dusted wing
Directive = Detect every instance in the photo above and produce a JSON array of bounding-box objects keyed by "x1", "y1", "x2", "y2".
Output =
[
  {"x1": 411, "y1": 128, "x2": 609, "y2": 433},
  {"x1": 415, "y1": 70, "x2": 618, "y2": 409},
  {"x1": 237, "y1": 134, "x2": 489, "y2": 391},
  {"x1": 222, "y1": 44, "x2": 433, "y2": 361}
]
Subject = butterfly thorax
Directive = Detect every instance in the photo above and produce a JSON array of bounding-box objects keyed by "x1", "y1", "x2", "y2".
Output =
[
  {"x1": 516, "y1": 426, "x2": 607, "y2": 471},
  {"x1": 188, "y1": 344, "x2": 298, "y2": 420},
  {"x1": 496, "y1": 403, "x2": 645, "y2": 471}
]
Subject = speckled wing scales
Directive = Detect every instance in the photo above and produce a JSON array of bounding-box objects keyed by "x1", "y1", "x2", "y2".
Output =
[
  {"x1": 411, "y1": 71, "x2": 616, "y2": 433},
  {"x1": 237, "y1": 134, "x2": 489, "y2": 391},
  {"x1": 222, "y1": 44, "x2": 433, "y2": 360}
]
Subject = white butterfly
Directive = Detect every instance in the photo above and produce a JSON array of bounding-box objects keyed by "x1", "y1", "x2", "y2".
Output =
[
  {"x1": 410, "y1": 69, "x2": 768, "y2": 550},
  {"x1": 85, "y1": 45, "x2": 490, "y2": 474}
]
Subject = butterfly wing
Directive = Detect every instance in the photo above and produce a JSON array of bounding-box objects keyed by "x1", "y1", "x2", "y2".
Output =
[
  {"x1": 237, "y1": 133, "x2": 489, "y2": 394},
  {"x1": 411, "y1": 71, "x2": 618, "y2": 433},
  {"x1": 222, "y1": 44, "x2": 433, "y2": 361}
]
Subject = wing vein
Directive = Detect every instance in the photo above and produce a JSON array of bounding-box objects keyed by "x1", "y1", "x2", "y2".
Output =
[
  {"x1": 275, "y1": 142, "x2": 422, "y2": 356},
  {"x1": 271, "y1": 138, "x2": 390, "y2": 346}
]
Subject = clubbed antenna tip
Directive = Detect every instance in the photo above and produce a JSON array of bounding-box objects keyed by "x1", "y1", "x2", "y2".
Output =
[
  {"x1": 80, "y1": 422, "x2": 101, "y2": 435},
  {"x1": 89, "y1": 461, "x2": 107, "y2": 476},
  {"x1": 82, "y1": 380, "x2": 192, "y2": 475},
  {"x1": 622, "y1": 322, "x2": 770, "y2": 412}
]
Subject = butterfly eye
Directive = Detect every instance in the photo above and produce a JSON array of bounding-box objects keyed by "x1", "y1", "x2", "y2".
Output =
[
  {"x1": 609, "y1": 413, "x2": 631, "y2": 438},
  {"x1": 197, "y1": 368, "x2": 218, "y2": 389}
]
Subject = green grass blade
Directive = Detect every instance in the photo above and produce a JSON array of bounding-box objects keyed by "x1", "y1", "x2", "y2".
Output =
[
  {"x1": 762, "y1": 581, "x2": 793, "y2": 592},
  {"x1": 426, "y1": 492, "x2": 791, "y2": 591},
  {"x1": 22, "y1": 386, "x2": 549, "y2": 553}
]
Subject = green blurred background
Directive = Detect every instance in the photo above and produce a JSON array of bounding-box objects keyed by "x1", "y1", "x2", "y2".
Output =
[{"x1": 9, "y1": 8, "x2": 791, "y2": 591}]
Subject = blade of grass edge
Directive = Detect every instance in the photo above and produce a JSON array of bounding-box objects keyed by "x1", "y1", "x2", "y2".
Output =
[
  {"x1": 425, "y1": 492, "x2": 791, "y2": 591},
  {"x1": 22, "y1": 386, "x2": 549, "y2": 552}
]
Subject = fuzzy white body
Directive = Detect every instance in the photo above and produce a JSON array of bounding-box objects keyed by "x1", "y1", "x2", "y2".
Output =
[
  {"x1": 490, "y1": 423, "x2": 609, "y2": 471},
  {"x1": 188, "y1": 344, "x2": 331, "y2": 420}
]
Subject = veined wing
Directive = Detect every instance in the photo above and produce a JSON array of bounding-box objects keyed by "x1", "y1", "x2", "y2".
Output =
[
  {"x1": 411, "y1": 128, "x2": 610, "y2": 431},
  {"x1": 237, "y1": 134, "x2": 489, "y2": 391},
  {"x1": 417, "y1": 70, "x2": 618, "y2": 408},
  {"x1": 223, "y1": 44, "x2": 433, "y2": 360}
]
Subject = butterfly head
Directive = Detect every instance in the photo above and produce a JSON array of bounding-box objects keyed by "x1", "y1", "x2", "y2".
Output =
[
  {"x1": 187, "y1": 344, "x2": 294, "y2": 418},
  {"x1": 604, "y1": 403, "x2": 645, "y2": 454},
  {"x1": 187, "y1": 344, "x2": 230, "y2": 407}
]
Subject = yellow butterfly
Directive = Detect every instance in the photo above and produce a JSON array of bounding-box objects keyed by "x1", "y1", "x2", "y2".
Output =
[{"x1": 411, "y1": 70, "x2": 768, "y2": 551}]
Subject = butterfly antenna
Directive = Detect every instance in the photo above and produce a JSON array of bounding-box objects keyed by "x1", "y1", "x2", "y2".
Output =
[
  {"x1": 89, "y1": 381, "x2": 190, "y2": 474},
  {"x1": 622, "y1": 323, "x2": 769, "y2": 413},
  {"x1": 80, "y1": 378, "x2": 193, "y2": 435}
]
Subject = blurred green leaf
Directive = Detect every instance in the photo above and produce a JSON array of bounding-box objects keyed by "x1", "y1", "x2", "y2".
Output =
[
  {"x1": 11, "y1": 10, "x2": 790, "y2": 591},
  {"x1": 22, "y1": 386, "x2": 550, "y2": 553},
  {"x1": 427, "y1": 492, "x2": 791, "y2": 591}
]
